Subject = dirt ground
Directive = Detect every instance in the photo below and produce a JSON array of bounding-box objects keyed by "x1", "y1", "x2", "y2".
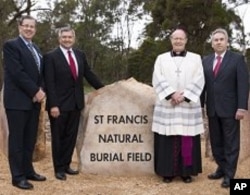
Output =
[{"x1": 0, "y1": 140, "x2": 250, "y2": 195}]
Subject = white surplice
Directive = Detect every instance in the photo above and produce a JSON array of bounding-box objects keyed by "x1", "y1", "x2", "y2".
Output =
[{"x1": 152, "y1": 51, "x2": 205, "y2": 136}]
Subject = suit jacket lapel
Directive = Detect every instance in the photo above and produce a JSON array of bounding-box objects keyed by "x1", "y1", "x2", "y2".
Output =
[
  {"x1": 31, "y1": 43, "x2": 43, "y2": 72},
  {"x1": 18, "y1": 37, "x2": 34, "y2": 61},
  {"x1": 56, "y1": 47, "x2": 71, "y2": 69},
  {"x1": 207, "y1": 54, "x2": 215, "y2": 79},
  {"x1": 72, "y1": 49, "x2": 83, "y2": 80},
  {"x1": 17, "y1": 37, "x2": 40, "y2": 74},
  {"x1": 56, "y1": 47, "x2": 79, "y2": 81},
  {"x1": 33, "y1": 44, "x2": 43, "y2": 61}
]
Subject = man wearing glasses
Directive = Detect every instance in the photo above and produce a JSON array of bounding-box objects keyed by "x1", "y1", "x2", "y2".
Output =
[{"x1": 3, "y1": 15, "x2": 46, "y2": 190}]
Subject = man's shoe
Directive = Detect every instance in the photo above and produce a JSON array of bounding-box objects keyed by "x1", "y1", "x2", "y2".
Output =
[
  {"x1": 182, "y1": 176, "x2": 192, "y2": 183},
  {"x1": 163, "y1": 176, "x2": 174, "y2": 183},
  {"x1": 27, "y1": 173, "x2": 46, "y2": 181},
  {"x1": 208, "y1": 172, "x2": 224, "y2": 180},
  {"x1": 13, "y1": 180, "x2": 33, "y2": 190},
  {"x1": 65, "y1": 168, "x2": 79, "y2": 175},
  {"x1": 221, "y1": 177, "x2": 230, "y2": 188},
  {"x1": 55, "y1": 172, "x2": 66, "y2": 180}
]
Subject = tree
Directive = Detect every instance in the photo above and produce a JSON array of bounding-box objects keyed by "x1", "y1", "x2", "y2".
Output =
[
  {"x1": 2, "y1": 0, "x2": 249, "y2": 85},
  {"x1": 0, "y1": 0, "x2": 46, "y2": 86},
  {"x1": 36, "y1": 0, "x2": 146, "y2": 83},
  {"x1": 127, "y1": 0, "x2": 247, "y2": 83},
  {"x1": 128, "y1": 38, "x2": 169, "y2": 84},
  {"x1": 225, "y1": 0, "x2": 250, "y2": 56}
]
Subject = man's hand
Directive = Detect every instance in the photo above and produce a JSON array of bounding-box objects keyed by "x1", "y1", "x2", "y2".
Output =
[
  {"x1": 50, "y1": 107, "x2": 60, "y2": 118},
  {"x1": 33, "y1": 88, "x2": 45, "y2": 103},
  {"x1": 171, "y1": 91, "x2": 184, "y2": 105},
  {"x1": 235, "y1": 109, "x2": 245, "y2": 120}
]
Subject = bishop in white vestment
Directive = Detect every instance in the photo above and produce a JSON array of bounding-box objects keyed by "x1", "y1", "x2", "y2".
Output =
[{"x1": 152, "y1": 28, "x2": 205, "y2": 183}]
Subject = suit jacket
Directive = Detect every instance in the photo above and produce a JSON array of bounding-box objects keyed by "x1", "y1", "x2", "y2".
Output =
[
  {"x1": 43, "y1": 47, "x2": 104, "y2": 111},
  {"x1": 3, "y1": 36, "x2": 43, "y2": 110},
  {"x1": 202, "y1": 50, "x2": 249, "y2": 117}
]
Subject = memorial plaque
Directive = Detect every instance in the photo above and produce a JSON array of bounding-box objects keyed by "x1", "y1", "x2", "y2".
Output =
[{"x1": 77, "y1": 78, "x2": 156, "y2": 175}]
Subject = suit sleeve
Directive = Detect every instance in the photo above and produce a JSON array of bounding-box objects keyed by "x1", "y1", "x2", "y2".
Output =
[
  {"x1": 82, "y1": 52, "x2": 104, "y2": 89},
  {"x1": 3, "y1": 41, "x2": 39, "y2": 98},
  {"x1": 200, "y1": 57, "x2": 207, "y2": 108},
  {"x1": 237, "y1": 55, "x2": 249, "y2": 110},
  {"x1": 43, "y1": 53, "x2": 59, "y2": 108}
]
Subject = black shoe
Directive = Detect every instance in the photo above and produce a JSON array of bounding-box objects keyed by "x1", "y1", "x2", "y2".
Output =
[
  {"x1": 13, "y1": 180, "x2": 34, "y2": 190},
  {"x1": 55, "y1": 172, "x2": 66, "y2": 180},
  {"x1": 208, "y1": 172, "x2": 224, "y2": 180},
  {"x1": 182, "y1": 176, "x2": 192, "y2": 183},
  {"x1": 27, "y1": 173, "x2": 46, "y2": 181},
  {"x1": 221, "y1": 177, "x2": 230, "y2": 188},
  {"x1": 65, "y1": 168, "x2": 79, "y2": 175},
  {"x1": 163, "y1": 176, "x2": 174, "y2": 183}
]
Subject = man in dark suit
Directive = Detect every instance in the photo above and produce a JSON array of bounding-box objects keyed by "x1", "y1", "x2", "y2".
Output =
[
  {"x1": 202, "y1": 28, "x2": 249, "y2": 188},
  {"x1": 43, "y1": 26, "x2": 104, "y2": 181},
  {"x1": 3, "y1": 15, "x2": 46, "y2": 190}
]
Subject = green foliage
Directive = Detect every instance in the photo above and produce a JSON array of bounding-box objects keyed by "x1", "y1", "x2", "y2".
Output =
[
  {"x1": 0, "y1": 0, "x2": 249, "y2": 86},
  {"x1": 145, "y1": 0, "x2": 239, "y2": 53},
  {"x1": 0, "y1": 0, "x2": 41, "y2": 85},
  {"x1": 128, "y1": 38, "x2": 170, "y2": 84},
  {"x1": 126, "y1": 0, "x2": 250, "y2": 84}
]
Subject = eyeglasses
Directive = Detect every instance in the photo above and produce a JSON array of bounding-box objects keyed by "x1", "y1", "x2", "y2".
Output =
[{"x1": 20, "y1": 24, "x2": 35, "y2": 29}]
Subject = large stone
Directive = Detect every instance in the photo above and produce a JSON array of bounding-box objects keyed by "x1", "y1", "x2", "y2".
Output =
[
  {"x1": 0, "y1": 90, "x2": 46, "y2": 161},
  {"x1": 76, "y1": 78, "x2": 156, "y2": 175},
  {"x1": 239, "y1": 99, "x2": 250, "y2": 162},
  {"x1": 33, "y1": 101, "x2": 46, "y2": 161},
  {"x1": 0, "y1": 91, "x2": 8, "y2": 156},
  {"x1": 77, "y1": 78, "x2": 250, "y2": 175}
]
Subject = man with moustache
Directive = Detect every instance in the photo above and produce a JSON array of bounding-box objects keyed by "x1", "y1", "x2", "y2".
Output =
[
  {"x1": 44, "y1": 26, "x2": 104, "y2": 180},
  {"x1": 3, "y1": 15, "x2": 46, "y2": 190},
  {"x1": 152, "y1": 27, "x2": 205, "y2": 184}
]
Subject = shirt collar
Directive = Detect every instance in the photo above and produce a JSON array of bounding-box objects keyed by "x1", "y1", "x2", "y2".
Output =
[
  {"x1": 60, "y1": 45, "x2": 73, "y2": 54},
  {"x1": 171, "y1": 50, "x2": 187, "y2": 57},
  {"x1": 215, "y1": 51, "x2": 226, "y2": 59},
  {"x1": 19, "y1": 35, "x2": 32, "y2": 46}
]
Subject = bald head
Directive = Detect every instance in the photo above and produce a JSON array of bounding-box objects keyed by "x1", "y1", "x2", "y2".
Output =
[
  {"x1": 170, "y1": 29, "x2": 188, "y2": 52},
  {"x1": 170, "y1": 29, "x2": 187, "y2": 39}
]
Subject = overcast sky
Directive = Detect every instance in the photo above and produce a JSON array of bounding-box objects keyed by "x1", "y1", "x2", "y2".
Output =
[
  {"x1": 236, "y1": 4, "x2": 250, "y2": 33},
  {"x1": 35, "y1": 1, "x2": 250, "y2": 48}
]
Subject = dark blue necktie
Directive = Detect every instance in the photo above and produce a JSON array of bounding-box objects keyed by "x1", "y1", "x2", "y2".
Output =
[{"x1": 27, "y1": 43, "x2": 40, "y2": 71}]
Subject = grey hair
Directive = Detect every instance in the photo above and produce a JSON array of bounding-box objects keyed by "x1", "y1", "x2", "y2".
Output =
[
  {"x1": 58, "y1": 26, "x2": 75, "y2": 37},
  {"x1": 211, "y1": 28, "x2": 228, "y2": 41}
]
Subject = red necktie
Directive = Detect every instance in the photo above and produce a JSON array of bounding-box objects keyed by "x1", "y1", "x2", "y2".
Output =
[
  {"x1": 213, "y1": 55, "x2": 222, "y2": 76},
  {"x1": 68, "y1": 50, "x2": 77, "y2": 80}
]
